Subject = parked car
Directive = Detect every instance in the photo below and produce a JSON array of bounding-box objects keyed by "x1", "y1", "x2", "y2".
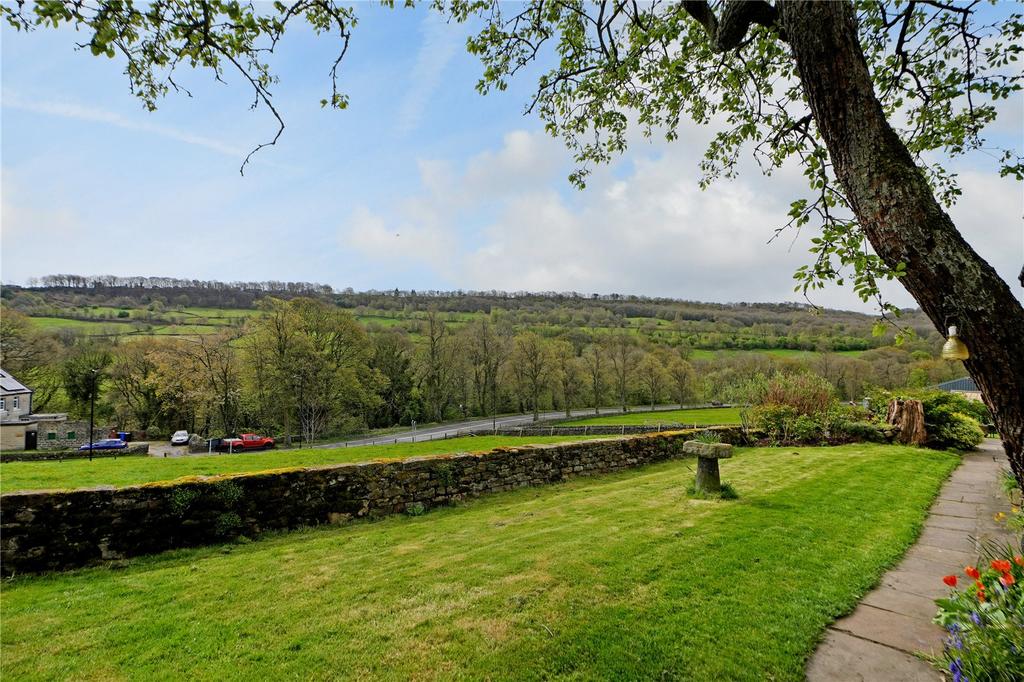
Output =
[
  {"x1": 171, "y1": 430, "x2": 190, "y2": 445},
  {"x1": 78, "y1": 438, "x2": 127, "y2": 451},
  {"x1": 218, "y1": 433, "x2": 275, "y2": 452}
]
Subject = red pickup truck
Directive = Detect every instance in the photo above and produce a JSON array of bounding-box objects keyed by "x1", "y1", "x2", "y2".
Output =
[{"x1": 220, "y1": 433, "x2": 275, "y2": 451}]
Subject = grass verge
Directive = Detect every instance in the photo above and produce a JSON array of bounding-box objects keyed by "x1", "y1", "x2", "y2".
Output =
[
  {"x1": 0, "y1": 435, "x2": 608, "y2": 493},
  {"x1": 561, "y1": 406, "x2": 744, "y2": 426}
]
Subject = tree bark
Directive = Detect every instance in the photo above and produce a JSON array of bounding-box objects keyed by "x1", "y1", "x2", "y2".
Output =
[
  {"x1": 886, "y1": 398, "x2": 927, "y2": 446},
  {"x1": 777, "y1": 1, "x2": 1024, "y2": 487}
]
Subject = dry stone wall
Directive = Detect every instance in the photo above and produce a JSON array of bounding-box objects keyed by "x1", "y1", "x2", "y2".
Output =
[{"x1": 1, "y1": 432, "x2": 693, "y2": 575}]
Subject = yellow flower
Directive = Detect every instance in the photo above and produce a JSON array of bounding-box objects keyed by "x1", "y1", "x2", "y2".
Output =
[
  {"x1": 1012, "y1": 506, "x2": 1020, "y2": 514},
  {"x1": 994, "y1": 512, "x2": 1007, "y2": 522}
]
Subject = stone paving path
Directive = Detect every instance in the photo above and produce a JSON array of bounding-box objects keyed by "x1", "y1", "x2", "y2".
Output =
[{"x1": 806, "y1": 440, "x2": 1015, "y2": 681}]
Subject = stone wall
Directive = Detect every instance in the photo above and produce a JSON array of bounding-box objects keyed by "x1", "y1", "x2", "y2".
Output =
[{"x1": 0, "y1": 432, "x2": 693, "y2": 575}]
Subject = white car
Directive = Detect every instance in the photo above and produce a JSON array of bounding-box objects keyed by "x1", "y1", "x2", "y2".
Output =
[{"x1": 171, "y1": 430, "x2": 189, "y2": 446}]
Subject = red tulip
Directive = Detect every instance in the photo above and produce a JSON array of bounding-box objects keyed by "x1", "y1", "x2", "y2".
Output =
[
  {"x1": 943, "y1": 575, "x2": 958, "y2": 587},
  {"x1": 1000, "y1": 572, "x2": 1016, "y2": 587},
  {"x1": 1015, "y1": 555, "x2": 1024, "y2": 566},
  {"x1": 965, "y1": 566, "x2": 980, "y2": 580},
  {"x1": 991, "y1": 559, "x2": 1012, "y2": 573}
]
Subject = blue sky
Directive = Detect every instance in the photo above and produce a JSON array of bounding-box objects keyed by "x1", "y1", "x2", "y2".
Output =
[{"x1": 2, "y1": 3, "x2": 1021, "y2": 311}]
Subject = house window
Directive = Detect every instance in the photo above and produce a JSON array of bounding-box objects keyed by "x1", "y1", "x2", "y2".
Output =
[
  {"x1": 47, "y1": 432, "x2": 57, "y2": 440},
  {"x1": 66, "y1": 431, "x2": 76, "y2": 440},
  {"x1": 0, "y1": 397, "x2": 5, "y2": 411},
  {"x1": 12, "y1": 396, "x2": 19, "y2": 410}
]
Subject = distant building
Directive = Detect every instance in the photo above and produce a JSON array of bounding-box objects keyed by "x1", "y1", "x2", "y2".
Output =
[
  {"x1": 0, "y1": 368, "x2": 33, "y2": 421},
  {"x1": 0, "y1": 368, "x2": 93, "y2": 451},
  {"x1": 1, "y1": 368, "x2": 35, "y2": 450},
  {"x1": 936, "y1": 376, "x2": 982, "y2": 402}
]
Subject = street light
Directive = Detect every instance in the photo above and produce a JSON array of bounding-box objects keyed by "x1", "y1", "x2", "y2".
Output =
[
  {"x1": 88, "y1": 368, "x2": 99, "y2": 462},
  {"x1": 292, "y1": 373, "x2": 304, "y2": 449}
]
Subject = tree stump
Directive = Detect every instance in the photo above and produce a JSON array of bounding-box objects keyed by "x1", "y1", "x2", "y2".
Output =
[
  {"x1": 886, "y1": 399, "x2": 927, "y2": 445},
  {"x1": 681, "y1": 441, "x2": 734, "y2": 494}
]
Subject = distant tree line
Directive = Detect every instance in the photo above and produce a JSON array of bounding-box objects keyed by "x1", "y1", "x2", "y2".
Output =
[{"x1": 1, "y1": 294, "x2": 964, "y2": 444}]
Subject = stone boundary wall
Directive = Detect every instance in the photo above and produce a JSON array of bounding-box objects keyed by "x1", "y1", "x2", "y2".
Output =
[
  {"x1": 1, "y1": 443, "x2": 150, "y2": 463},
  {"x1": 0, "y1": 432, "x2": 695, "y2": 575}
]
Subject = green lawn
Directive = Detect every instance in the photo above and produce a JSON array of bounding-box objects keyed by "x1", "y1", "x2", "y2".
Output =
[
  {"x1": 0, "y1": 444, "x2": 957, "y2": 680},
  {"x1": 561, "y1": 406, "x2": 745, "y2": 426},
  {"x1": 0, "y1": 435, "x2": 608, "y2": 492}
]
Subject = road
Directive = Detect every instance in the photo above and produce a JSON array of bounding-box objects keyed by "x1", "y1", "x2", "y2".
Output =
[{"x1": 316, "y1": 404, "x2": 701, "y2": 449}]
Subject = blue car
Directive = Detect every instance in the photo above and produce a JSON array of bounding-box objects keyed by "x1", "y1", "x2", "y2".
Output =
[{"x1": 79, "y1": 438, "x2": 127, "y2": 451}]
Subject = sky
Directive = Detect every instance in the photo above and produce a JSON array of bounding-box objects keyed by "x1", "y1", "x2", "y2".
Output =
[{"x1": 1, "y1": 3, "x2": 1021, "y2": 312}]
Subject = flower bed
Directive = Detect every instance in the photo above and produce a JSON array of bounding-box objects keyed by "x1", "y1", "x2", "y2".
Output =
[{"x1": 934, "y1": 552, "x2": 1024, "y2": 679}]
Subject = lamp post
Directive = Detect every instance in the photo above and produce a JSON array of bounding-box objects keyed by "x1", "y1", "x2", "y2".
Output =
[
  {"x1": 292, "y1": 373, "x2": 304, "y2": 449},
  {"x1": 88, "y1": 368, "x2": 99, "y2": 462}
]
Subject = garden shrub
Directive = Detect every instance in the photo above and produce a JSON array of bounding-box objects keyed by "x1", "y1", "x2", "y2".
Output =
[
  {"x1": 867, "y1": 388, "x2": 987, "y2": 450},
  {"x1": 927, "y1": 405, "x2": 985, "y2": 450},
  {"x1": 933, "y1": 550, "x2": 1024, "y2": 681},
  {"x1": 745, "y1": 371, "x2": 837, "y2": 416},
  {"x1": 791, "y1": 414, "x2": 823, "y2": 443},
  {"x1": 835, "y1": 420, "x2": 889, "y2": 443},
  {"x1": 746, "y1": 374, "x2": 850, "y2": 445},
  {"x1": 750, "y1": 405, "x2": 799, "y2": 444}
]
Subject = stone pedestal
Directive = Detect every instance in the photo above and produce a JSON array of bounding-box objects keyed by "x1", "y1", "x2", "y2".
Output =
[
  {"x1": 681, "y1": 441, "x2": 734, "y2": 494},
  {"x1": 695, "y1": 457, "x2": 722, "y2": 494}
]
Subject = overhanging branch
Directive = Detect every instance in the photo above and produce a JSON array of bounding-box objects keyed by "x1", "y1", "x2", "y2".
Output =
[{"x1": 680, "y1": 0, "x2": 781, "y2": 52}]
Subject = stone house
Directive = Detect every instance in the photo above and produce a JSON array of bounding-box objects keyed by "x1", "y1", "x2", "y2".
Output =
[
  {"x1": 0, "y1": 368, "x2": 35, "y2": 450},
  {"x1": 1, "y1": 368, "x2": 33, "y2": 421},
  {"x1": 0, "y1": 368, "x2": 98, "y2": 451}
]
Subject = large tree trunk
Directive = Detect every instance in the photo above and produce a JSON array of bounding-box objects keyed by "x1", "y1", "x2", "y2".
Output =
[{"x1": 777, "y1": 1, "x2": 1024, "y2": 486}]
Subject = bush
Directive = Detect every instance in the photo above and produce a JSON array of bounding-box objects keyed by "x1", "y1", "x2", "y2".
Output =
[
  {"x1": 928, "y1": 405, "x2": 985, "y2": 450},
  {"x1": 750, "y1": 404, "x2": 799, "y2": 443},
  {"x1": 791, "y1": 414, "x2": 823, "y2": 443},
  {"x1": 867, "y1": 388, "x2": 987, "y2": 450},
  {"x1": 746, "y1": 371, "x2": 837, "y2": 416},
  {"x1": 835, "y1": 420, "x2": 889, "y2": 443}
]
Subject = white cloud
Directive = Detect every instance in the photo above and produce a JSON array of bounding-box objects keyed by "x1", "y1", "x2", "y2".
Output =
[
  {"x1": 344, "y1": 205, "x2": 455, "y2": 270},
  {"x1": 395, "y1": 13, "x2": 461, "y2": 135},
  {"x1": 334, "y1": 126, "x2": 1023, "y2": 310},
  {"x1": 2, "y1": 91, "x2": 248, "y2": 158}
]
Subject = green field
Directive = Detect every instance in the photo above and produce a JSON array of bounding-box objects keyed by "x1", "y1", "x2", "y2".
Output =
[
  {"x1": 688, "y1": 348, "x2": 866, "y2": 360},
  {"x1": 180, "y1": 307, "x2": 257, "y2": 319},
  {"x1": 561, "y1": 406, "x2": 744, "y2": 426},
  {"x1": 26, "y1": 316, "x2": 136, "y2": 334},
  {"x1": 0, "y1": 435, "x2": 609, "y2": 492},
  {"x1": 0, "y1": 444, "x2": 957, "y2": 680}
]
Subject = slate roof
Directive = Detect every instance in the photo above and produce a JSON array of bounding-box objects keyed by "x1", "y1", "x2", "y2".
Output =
[
  {"x1": 936, "y1": 376, "x2": 979, "y2": 392},
  {"x1": 0, "y1": 368, "x2": 32, "y2": 396}
]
